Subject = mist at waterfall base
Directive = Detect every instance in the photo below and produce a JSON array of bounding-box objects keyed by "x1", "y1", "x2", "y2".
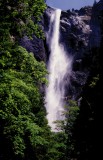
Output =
[{"x1": 45, "y1": 9, "x2": 72, "y2": 132}]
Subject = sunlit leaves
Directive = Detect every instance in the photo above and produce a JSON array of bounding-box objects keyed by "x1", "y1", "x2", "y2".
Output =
[
  {"x1": 0, "y1": 0, "x2": 50, "y2": 159},
  {"x1": 0, "y1": 0, "x2": 46, "y2": 42},
  {"x1": 0, "y1": 45, "x2": 49, "y2": 158}
]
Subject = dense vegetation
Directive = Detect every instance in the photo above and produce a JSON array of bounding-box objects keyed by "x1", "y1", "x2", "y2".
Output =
[
  {"x1": 0, "y1": 0, "x2": 102, "y2": 160},
  {"x1": 0, "y1": 1, "x2": 50, "y2": 159}
]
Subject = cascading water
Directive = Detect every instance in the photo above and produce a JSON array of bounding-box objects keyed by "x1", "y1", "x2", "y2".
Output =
[{"x1": 45, "y1": 9, "x2": 72, "y2": 131}]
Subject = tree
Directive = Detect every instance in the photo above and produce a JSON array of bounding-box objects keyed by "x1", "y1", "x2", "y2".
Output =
[
  {"x1": 0, "y1": 46, "x2": 50, "y2": 159},
  {"x1": 0, "y1": 0, "x2": 51, "y2": 159},
  {"x1": 0, "y1": 0, "x2": 46, "y2": 39},
  {"x1": 53, "y1": 100, "x2": 79, "y2": 160}
]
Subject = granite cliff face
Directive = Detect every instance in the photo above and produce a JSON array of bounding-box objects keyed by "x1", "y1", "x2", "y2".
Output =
[
  {"x1": 43, "y1": 1, "x2": 103, "y2": 101},
  {"x1": 19, "y1": 0, "x2": 103, "y2": 102},
  {"x1": 20, "y1": 35, "x2": 46, "y2": 61}
]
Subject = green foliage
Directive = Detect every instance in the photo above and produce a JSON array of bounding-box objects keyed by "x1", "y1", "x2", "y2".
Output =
[
  {"x1": 52, "y1": 100, "x2": 79, "y2": 160},
  {"x1": 0, "y1": 0, "x2": 46, "y2": 50},
  {"x1": 2, "y1": 0, "x2": 101, "y2": 159},
  {"x1": 66, "y1": 100, "x2": 80, "y2": 129},
  {"x1": 46, "y1": 132, "x2": 67, "y2": 160},
  {"x1": 0, "y1": 0, "x2": 51, "y2": 159},
  {"x1": 54, "y1": 100, "x2": 79, "y2": 132},
  {"x1": 0, "y1": 45, "x2": 50, "y2": 159},
  {"x1": 89, "y1": 74, "x2": 99, "y2": 88}
]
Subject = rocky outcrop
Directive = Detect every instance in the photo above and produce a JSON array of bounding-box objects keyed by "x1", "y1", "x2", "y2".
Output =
[{"x1": 20, "y1": 35, "x2": 46, "y2": 61}]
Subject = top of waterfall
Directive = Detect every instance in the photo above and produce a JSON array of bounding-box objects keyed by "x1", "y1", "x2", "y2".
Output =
[{"x1": 46, "y1": 0, "x2": 100, "y2": 10}]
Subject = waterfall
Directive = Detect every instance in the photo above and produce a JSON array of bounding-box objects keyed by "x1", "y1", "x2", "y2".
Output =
[{"x1": 45, "y1": 9, "x2": 72, "y2": 132}]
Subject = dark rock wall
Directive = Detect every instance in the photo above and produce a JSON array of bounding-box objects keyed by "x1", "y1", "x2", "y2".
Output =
[{"x1": 20, "y1": 35, "x2": 46, "y2": 62}]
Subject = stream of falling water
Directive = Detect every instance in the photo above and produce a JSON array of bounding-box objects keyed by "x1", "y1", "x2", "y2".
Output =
[{"x1": 45, "y1": 9, "x2": 72, "y2": 132}]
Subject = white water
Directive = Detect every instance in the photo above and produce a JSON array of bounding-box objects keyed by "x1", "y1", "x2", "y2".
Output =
[{"x1": 45, "y1": 9, "x2": 72, "y2": 131}]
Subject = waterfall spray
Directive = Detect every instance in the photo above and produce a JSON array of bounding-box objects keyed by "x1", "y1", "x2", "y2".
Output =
[{"x1": 45, "y1": 9, "x2": 72, "y2": 132}]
